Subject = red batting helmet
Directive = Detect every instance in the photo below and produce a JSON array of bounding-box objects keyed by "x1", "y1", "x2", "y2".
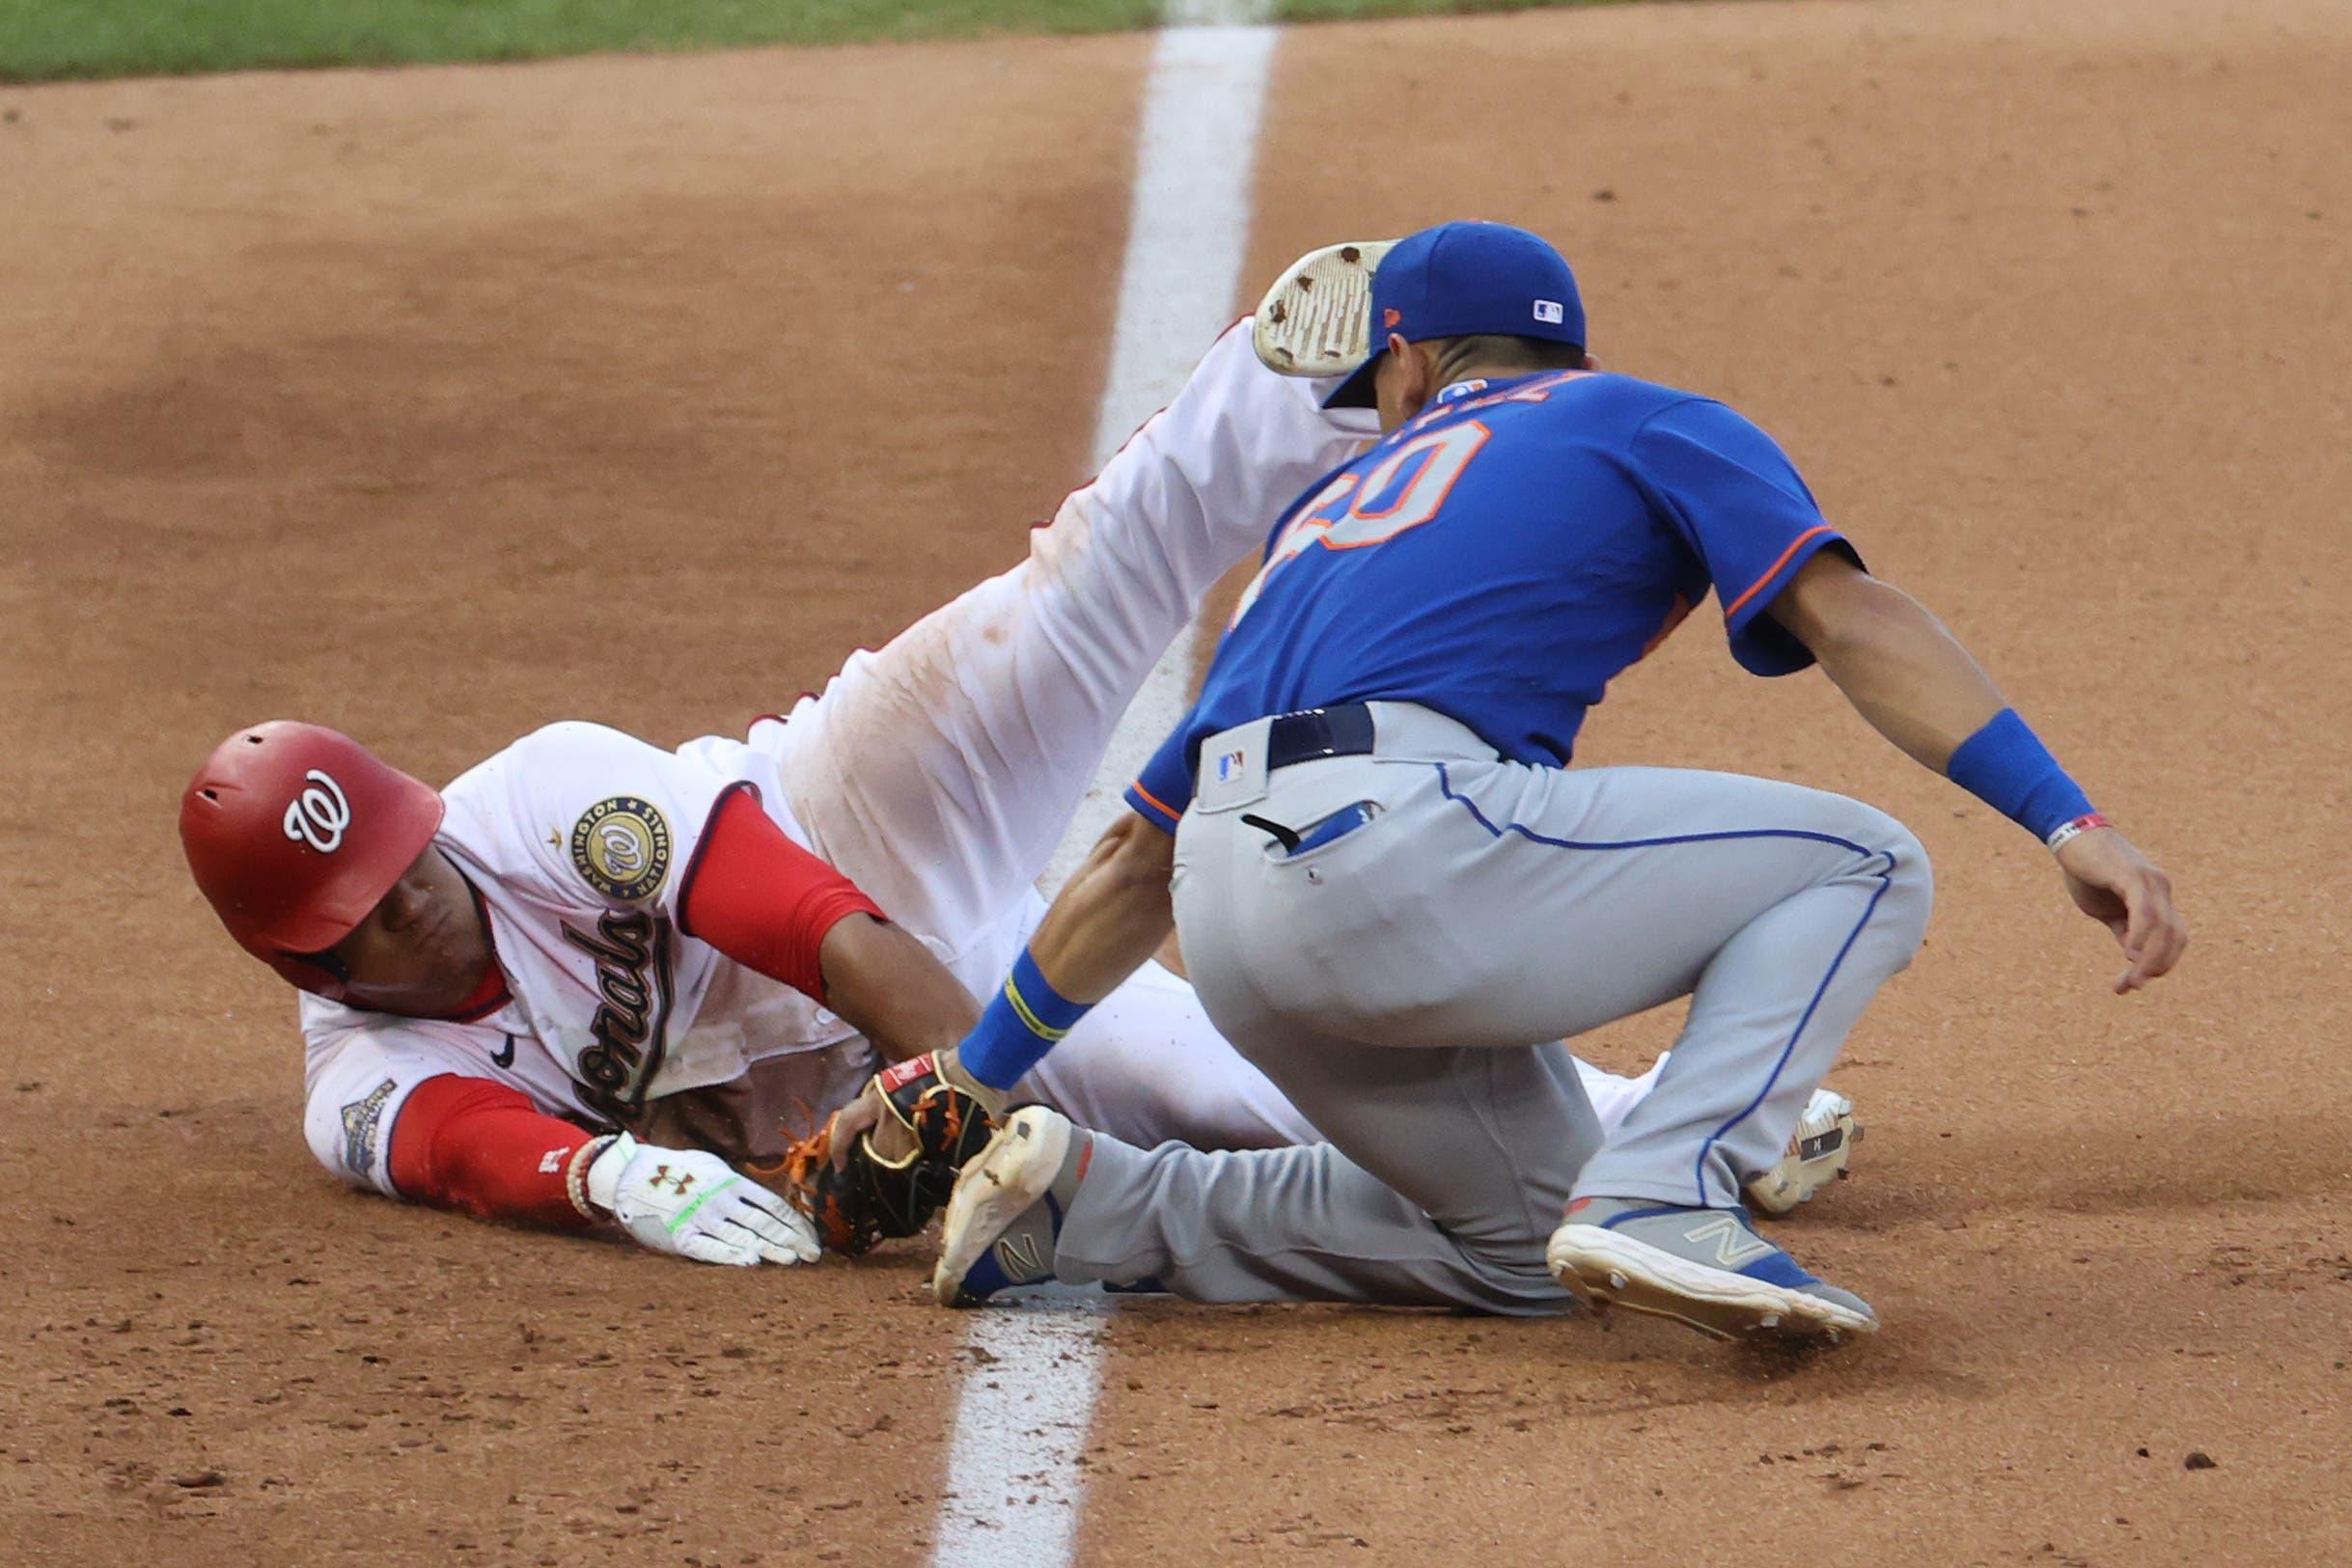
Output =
[{"x1": 180, "y1": 721, "x2": 446, "y2": 999}]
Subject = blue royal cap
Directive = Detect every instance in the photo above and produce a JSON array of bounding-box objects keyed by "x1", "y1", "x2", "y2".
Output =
[{"x1": 1323, "y1": 221, "x2": 1586, "y2": 409}]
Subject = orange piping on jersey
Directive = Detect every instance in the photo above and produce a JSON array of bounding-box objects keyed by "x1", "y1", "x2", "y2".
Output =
[
  {"x1": 1721, "y1": 524, "x2": 1835, "y2": 622},
  {"x1": 1129, "y1": 780, "x2": 1182, "y2": 826}
]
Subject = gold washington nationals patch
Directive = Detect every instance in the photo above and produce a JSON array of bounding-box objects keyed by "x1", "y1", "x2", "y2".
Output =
[{"x1": 569, "y1": 796, "x2": 672, "y2": 903}]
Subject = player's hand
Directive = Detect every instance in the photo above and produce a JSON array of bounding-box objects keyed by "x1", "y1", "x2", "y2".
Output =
[
  {"x1": 829, "y1": 1048, "x2": 1005, "y2": 1171},
  {"x1": 2052, "y1": 826, "x2": 2187, "y2": 994},
  {"x1": 827, "y1": 1082, "x2": 892, "y2": 1169},
  {"x1": 584, "y1": 1134, "x2": 821, "y2": 1266}
]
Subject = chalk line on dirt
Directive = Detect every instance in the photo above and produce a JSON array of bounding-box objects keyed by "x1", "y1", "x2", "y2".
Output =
[
  {"x1": 1045, "y1": 14, "x2": 1281, "y2": 894},
  {"x1": 929, "y1": 8, "x2": 1275, "y2": 1568}
]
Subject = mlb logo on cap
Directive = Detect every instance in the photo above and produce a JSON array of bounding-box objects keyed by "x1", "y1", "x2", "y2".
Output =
[{"x1": 1534, "y1": 299, "x2": 1565, "y2": 325}]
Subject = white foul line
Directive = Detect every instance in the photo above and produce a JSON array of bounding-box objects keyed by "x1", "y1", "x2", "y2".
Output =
[
  {"x1": 1044, "y1": 14, "x2": 1282, "y2": 893},
  {"x1": 929, "y1": 8, "x2": 1277, "y2": 1568}
]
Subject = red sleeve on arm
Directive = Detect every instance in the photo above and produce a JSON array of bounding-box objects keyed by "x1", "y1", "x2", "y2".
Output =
[
  {"x1": 678, "y1": 784, "x2": 886, "y2": 1004},
  {"x1": 386, "y1": 1074, "x2": 597, "y2": 1229}
]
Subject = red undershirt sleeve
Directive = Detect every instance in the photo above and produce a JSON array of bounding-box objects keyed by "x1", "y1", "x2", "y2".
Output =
[
  {"x1": 677, "y1": 783, "x2": 886, "y2": 1004},
  {"x1": 385, "y1": 1074, "x2": 597, "y2": 1228}
]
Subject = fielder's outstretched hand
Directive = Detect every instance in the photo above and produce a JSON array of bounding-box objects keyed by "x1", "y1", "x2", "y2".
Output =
[
  {"x1": 583, "y1": 1134, "x2": 820, "y2": 1266},
  {"x1": 2052, "y1": 826, "x2": 2188, "y2": 994}
]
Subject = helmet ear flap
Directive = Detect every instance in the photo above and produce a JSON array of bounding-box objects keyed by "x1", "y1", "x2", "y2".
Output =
[{"x1": 267, "y1": 947, "x2": 352, "y2": 1003}]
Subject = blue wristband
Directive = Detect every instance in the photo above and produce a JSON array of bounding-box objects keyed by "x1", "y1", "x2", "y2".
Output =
[
  {"x1": 1944, "y1": 707, "x2": 2094, "y2": 842},
  {"x1": 958, "y1": 948, "x2": 1093, "y2": 1091}
]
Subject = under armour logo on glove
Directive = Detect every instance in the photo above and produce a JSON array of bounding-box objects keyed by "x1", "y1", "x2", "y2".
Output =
[{"x1": 583, "y1": 1135, "x2": 819, "y2": 1268}]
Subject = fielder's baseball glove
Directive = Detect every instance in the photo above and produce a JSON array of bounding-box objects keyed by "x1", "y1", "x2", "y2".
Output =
[{"x1": 764, "y1": 1055, "x2": 999, "y2": 1256}]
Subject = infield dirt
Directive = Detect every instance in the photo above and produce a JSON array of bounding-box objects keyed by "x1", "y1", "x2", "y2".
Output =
[{"x1": 4, "y1": 0, "x2": 2348, "y2": 1562}]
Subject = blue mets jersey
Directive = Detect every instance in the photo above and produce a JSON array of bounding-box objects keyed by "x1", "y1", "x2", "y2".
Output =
[{"x1": 1125, "y1": 370, "x2": 1856, "y2": 828}]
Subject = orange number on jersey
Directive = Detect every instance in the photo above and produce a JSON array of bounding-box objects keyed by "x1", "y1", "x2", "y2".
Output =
[{"x1": 1231, "y1": 421, "x2": 1492, "y2": 624}]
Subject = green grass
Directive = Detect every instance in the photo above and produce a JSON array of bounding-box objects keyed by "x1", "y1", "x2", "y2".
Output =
[
  {"x1": 1278, "y1": 0, "x2": 1640, "y2": 15},
  {"x1": 0, "y1": 0, "x2": 1632, "y2": 85},
  {"x1": 0, "y1": 0, "x2": 1164, "y2": 84}
]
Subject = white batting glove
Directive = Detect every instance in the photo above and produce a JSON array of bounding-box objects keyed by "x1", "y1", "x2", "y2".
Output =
[{"x1": 575, "y1": 1134, "x2": 820, "y2": 1267}]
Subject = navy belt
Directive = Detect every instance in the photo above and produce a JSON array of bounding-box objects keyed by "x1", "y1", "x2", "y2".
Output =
[{"x1": 1263, "y1": 704, "x2": 1377, "y2": 772}]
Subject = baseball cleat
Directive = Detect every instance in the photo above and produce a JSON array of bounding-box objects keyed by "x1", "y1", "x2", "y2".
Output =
[
  {"x1": 930, "y1": 1106, "x2": 1085, "y2": 1307},
  {"x1": 1251, "y1": 239, "x2": 1396, "y2": 378},
  {"x1": 1742, "y1": 1087, "x2": 1861, "y2": 1217},
  {"x1": 1546, "y1": 1197, "x2": 1878, "y2": 1344}
]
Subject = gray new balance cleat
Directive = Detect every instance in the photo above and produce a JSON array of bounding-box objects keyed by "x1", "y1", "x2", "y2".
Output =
[
  {"x1": 930, "y1": 1107, "x2": 1088, "y2": 1307},
  {"x1": 1743, "y1": 1087, "x2": 1862, "y2": 1217},
  {"x1": 1546, "y1": 1197, "x2": 1878, "y2": 1343},
  {"x1": 1250, "y1": 239, "x2": 1397, "y2": 379}
]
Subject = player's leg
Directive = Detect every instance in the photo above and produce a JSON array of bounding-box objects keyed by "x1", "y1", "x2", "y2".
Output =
[
  {"x1": 1017, "y1": 958, "x2": 1320, "y2": 1151},
  {"x1": 769, "y1": 322, "x2": 1375, "y2": 943},
  {"x1": 1023, "y1": 1025, "x2": 1599, "y2": 1314},
  {"x1": 1019, "y1": 955, "x2": 1665, "y2": 1156},
  {"x1": 1508, "y1": 767, "x2": 1932, "y2": 1212},
  {"x1": 1332, "y1": 747, "x2": 1924, "y2": 1334},
  {"x1": 1169, "y1": 726, "x2": 1923, "y2": 1313},
  {"x1": 1196, "y1": 735, "x2": 1923, "y2": 1209},
  {"x1": 944, "y1": 733, "x2": 1920, "y2": 1316},
  {"x1": 943, "y1": 747, "x2": 1606, "y2": 1312}
]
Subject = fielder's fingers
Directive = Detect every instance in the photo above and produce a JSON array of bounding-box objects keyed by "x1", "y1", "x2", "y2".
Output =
[
  {"x1": 2117, "y1": 931, "x2": 2172, "y2": 993},
  {"x1": 2117, "y1": 873, "x2": 2157, "y2": 964},
  {"x1": 2141, "y1": 906, "x2": 2188, "y2": 982},
  {"x1": 2120, "y1": 881, "x2": 2187, "y2": 991},
  {"x1": 828, "y1": 1100, "x2": 879, "y2": 1171}
]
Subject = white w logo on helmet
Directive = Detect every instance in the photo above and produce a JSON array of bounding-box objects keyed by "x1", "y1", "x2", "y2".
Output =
[{"x1": 283, "y1": 769, "x2": 352, "y2": 853}]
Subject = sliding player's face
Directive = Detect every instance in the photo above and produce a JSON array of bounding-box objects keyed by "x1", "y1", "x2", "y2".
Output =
[{"x1": 324, "y1": 845, "x2": 493, "y2": 1015}]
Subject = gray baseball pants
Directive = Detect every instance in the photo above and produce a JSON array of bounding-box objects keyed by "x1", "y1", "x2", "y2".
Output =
[{"x1": 1053, "y1": 702, "x2": 1933, "y2": 1314}]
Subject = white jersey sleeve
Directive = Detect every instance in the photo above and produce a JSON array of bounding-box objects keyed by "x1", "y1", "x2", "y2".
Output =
[{"x1": 300, "y1": 1003, "x2": 565, "y2": 1198}]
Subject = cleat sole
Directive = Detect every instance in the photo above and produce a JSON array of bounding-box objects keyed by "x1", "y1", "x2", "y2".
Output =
[{"x1": 1547, "y1": 1224, "x2": 1877, "y2": 1344}]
